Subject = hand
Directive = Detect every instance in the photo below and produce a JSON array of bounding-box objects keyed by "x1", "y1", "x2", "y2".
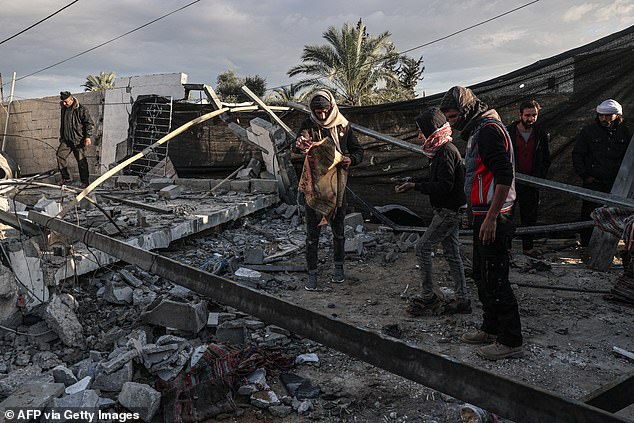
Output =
[
  {"x1": 479, "y1": 215, "x2": 497, "y2": 245},
  {"x1": 84, "y1": 137, "x2": 91, "y2": 147},
  {"x1": 395, "y1": 182, "x2": 415, "y2": 193},
  {"x1": 295, "y1": 130, "x2": 312, "y2": 153},
  {"x1": 340, "y1": 156, "x2": 352, "y2": 169}
]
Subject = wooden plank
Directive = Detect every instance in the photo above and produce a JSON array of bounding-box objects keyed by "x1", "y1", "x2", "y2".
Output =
[
  {"x1": 242, "y1": 85, "x2": 295, "y2": 139},
  {"x1": 28, "y1": 210, "x2": 633, "y2": 423},
  {"x1": 588, "y1": 134, "x2": 634, "y2": 270},
  {"x1": 56, "y1": 108, "x2": 229, "y2": 219},
  {"x1": 583, "y1": 369, "x2": 634, "y2": 412}
]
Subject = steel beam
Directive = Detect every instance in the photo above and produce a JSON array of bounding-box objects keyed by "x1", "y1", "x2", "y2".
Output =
[{"x1": 28, "y1": 211, "x2": 632, "y2": 423}]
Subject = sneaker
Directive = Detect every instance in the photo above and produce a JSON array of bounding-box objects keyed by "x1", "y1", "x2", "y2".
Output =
[
  {"x1": 305, "y1": 271, "x2": 318, "y2": 291},
  {"x1": 406, "y1": 294, "x2": 440, "y2": 316},
  {"x1": 443, "y1": 299, "x2": 472, "y2": 314},
  {"x1": 461, "y1": 330, "x2": 497, "y2": 344},
  {"x1": 477, "y1": 342, "x2": 524, "y2": 360},
  {"x1": 79, "y1": 182, "x2": 90, "y2": 189},
  {"x1": 331, "y1": 262, "x2": 345, "y2": 283},
  {"x1": 60, "y1": 178, "x2": 72, "y2": 186}
]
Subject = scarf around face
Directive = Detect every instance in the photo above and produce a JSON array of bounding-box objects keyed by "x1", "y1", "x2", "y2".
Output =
[
  {"x1": 308, "y1": 90, "x2": 349, "y2": 151},
  {"x1": 422, "y1": 123, "x2": 453, "y2": 158}
]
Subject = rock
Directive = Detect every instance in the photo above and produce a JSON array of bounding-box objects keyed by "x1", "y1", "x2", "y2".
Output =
[
  {"x1": 0, "y1": 365, "x2": 44, "y2": 398},
  {"x1": 295, "y1": 353, "x2": 319, "y2": 365},
  {"x1": 133, "y1": 288, "x2": 157, "y2": 308},
  {"x1": 14, "y1": 351, "x2": 31, "y2": 366},
  {"x1": 43, "y1": 294, "x2": 85, "y2": 348},
  {"x1": 215, "y1": 321, "x2": 246, "y2": 345},
  {"x1": 246, "y1": 368, "x2": 267, "y2": 386},
  {"x1": 32, "y1": 351, "x2": 61, "y2": 370},
  {"x1": 52, "y1": 365, "x2": 78, "y2": 387},
  {"x1": 141, "y1": 299, "x2": 208, "y2": 333},
  {"x1": 118, "y1": 382, "x2": 161, "y2": 422},
  {"x1": 65, "y1": 376, "x2": 92, "y2": 395},
  {"x1": 118, "y1": 269, "x2": 144, "y2": 288},
  {"x1": 250, "y1": 390, "x2": 280, "y2": 409},
  {"x1": 92, "y1": 361, "x2": 133, "y2": 392},
  {"x1": 45, "y1": 390, "x2": 99, "y2": 422},
  {"x1": 103, "y1": 280, "x2": 134, "y2": 305},
  {"x1": 269, "y1": 405, "x2": 293, "y2": 417},
  {"x1": 0, "y1": 382, "x2": 64, "y2": 414},
  {"x1": 230, "y1": 180, "x2": 250, "y2": 192}
]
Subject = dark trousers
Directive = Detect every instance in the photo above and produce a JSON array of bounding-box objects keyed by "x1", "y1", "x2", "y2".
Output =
[
  {"x1": 57, "y1": 139, "x2": 89, "y2": 184},
  {"x1": 515, "y1": 185, "x2": 539, "y2": 251},
  {"x1": 305, "y1": 205, "x2": 346, "y2": 271},
  {"x1": 579, "y1": 179, "x2": 612, "y2": 246},
  {"x1": 472, "y1": 213, "x2": 523, "y2": 347}
]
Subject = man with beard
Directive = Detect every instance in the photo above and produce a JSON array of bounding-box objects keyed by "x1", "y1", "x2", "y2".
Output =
[
  {"x1": 507, "y1": 100, "x2": 551, "y2": 256},
  {"x1": 572, "y1": 99, "x2": 631, "y2": 247},
  {"x1": 440, "y1": 86, "x2": 523, "y2": 360}
]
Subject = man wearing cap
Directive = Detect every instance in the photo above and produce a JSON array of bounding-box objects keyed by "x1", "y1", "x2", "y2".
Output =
[
  {"x1": 295, "y1": 90, "x2": 363, "y2": 291},
  {"x1": 506, "y1": 100, "x2": 551, "y2": 257},
  {"x1": 572, "y1": 99, "x2": 631, "y2": 246},
  {"x1": 395, "y1": 107, "x2": 470, "y2": 315},
  {"x1": 57, "y1": 91, "x2": 94, "y2": 187},
  {"x1": 440, "y1": 86, "x2": 523, "y2": 360}
]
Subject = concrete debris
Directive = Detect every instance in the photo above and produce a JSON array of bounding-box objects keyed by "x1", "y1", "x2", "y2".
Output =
[
  {"x1": 158, "y1": 184, "x2": 183, "y2": 200},
  {"x1": 114, "y1": 175, "x2": 142, "y2": 187},
  {"x1": 0, "y1": 382, "x2": 64, "y2": 414},
  {"x1": 269, "y1": 405, "x2": 293, "y2": 417},
  {"x1": 92, "y1": 360, "x2": 133, "y2": 392},
  {"x1": 64, "y1": 375, "x2": 91, "y2": 395},
  {"x1": 235, "y1": 267, "x2": 262, "y2": 278},
  {"x1": 149, "y1": 177, "x2": 174, "y2": 190},
  {"x1": 244, "y1": 247, "x2": 265, "y2": 265},
  {"x1": 43, "y1": 294, "x2": 85, "y2": 349},
  {"x1": 295, "y1": 353, "x2": 319, "y2": 365},
  {"x1": 118, "y1": 269, "x2": 144, "y2": 288},
  {"x1": 344, "y1": 212, "x2": 364, "y2": 229},
  {"x1": 34, "y1": 196, "x2": 61, "y2": 217},
  {"x1": 102, "y1": 280, "x2": 134, "y2": 305},
  {"x1": 52, "y1": 365, "x2": 78, "y2": 387},
  {"x1": 45, "y1": 390, "x2": 100, "y2": 423},
  {"x1": 251, "y1": 179, "x2": 278, "y2": 194},
  {"x1": 251, "y1": 389, "x2": 280, "y2": 409},
  {"x1": 230, "y1": 180, "x2": 250, "y2": 192},
  {"x1": 0, "y1": 365, "x2": 46, "y2": 399},
  {"x1": 32, "y1": 351, "x2": 61, "y2": 370},
  {"x1": 0, "y1": 264, "x2": 18, "y2": 323},
  {"x1": 216, "y1": 320, "x2": 246, "y2": 345},
  {"x1": 118, "y1": 382, "x2": 161, "y2": 422},
  {"x1": 141, "y1": 299, "x2": 208, "y2": 333}
]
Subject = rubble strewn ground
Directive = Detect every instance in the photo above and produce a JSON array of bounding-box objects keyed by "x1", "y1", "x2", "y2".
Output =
[{"x1": 1, "y1": 195, "x2": 634, "y2": 422}]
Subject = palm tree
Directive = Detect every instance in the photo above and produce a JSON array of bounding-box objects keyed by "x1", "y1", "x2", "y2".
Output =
[
  {"x1": 268, "y1": 84, "x2": 308, "y2": 104},
  {"x1": 82, "y1": 72, "x2": 116, "y2": 92},
  {"x1": 288, "y1": 20, "x2": 407, "y2": 105}
]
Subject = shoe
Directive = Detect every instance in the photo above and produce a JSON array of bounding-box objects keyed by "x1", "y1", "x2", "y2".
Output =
[
  {"x1": 477, "y1": 342, "x2": 524, "y2": 360},
  {"x1": 79, "y1": 182, "x2": 89, "y2": 189},
  {"x1": 60, "y1": 178, "x2": 72, "y2": 186},
  {"x1": 443, "y1": 299, "x2": 472, "y2": 314},
  {"x1": 331, "y1": 262, "x2": 345, "y2": 283},
  {"x1": 305, "y1": 271, "x2": 318, "y2": 291},
  {"x1": 461, "y1": 330, "x2": 497, "y2": 344},
  {"x1": 406, "y1": 294, "x2": 440, "y2": 316}
]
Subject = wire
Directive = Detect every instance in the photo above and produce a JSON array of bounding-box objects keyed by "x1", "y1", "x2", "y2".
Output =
[
  {"x1": 3, "y1": 0, "x2": 202, "y2": 86},
  {"x1": 267, "y1": 0, "x2": 540, "y2": 93},
  {"x1": 0, "y1": 0, "x2": 80, "y2": 46}
]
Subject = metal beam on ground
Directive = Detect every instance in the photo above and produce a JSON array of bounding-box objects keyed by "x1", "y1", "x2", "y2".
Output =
[{"x1": 28, "y1": 210, "x2": 633, "y2": 423}]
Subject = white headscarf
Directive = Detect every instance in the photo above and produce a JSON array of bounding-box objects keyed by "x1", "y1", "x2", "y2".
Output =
[{"x1": 309, "y1": 90, "x2": 349, "y2": 150}]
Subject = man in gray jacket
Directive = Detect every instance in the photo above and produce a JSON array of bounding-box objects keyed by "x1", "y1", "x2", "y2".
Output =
[{"x1": 57, "y1": 91, "x2": 94, "y2": 187}]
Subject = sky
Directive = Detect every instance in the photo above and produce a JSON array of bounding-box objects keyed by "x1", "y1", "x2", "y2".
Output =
[{"x1": 1, "y1": 0, "x2": 633, "y2": 101}]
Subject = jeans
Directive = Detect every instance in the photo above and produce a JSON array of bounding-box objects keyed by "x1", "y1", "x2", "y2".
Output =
[
  {"x1": 415, "y1": 208, "x2": 468, "y2": 301},
  {"x1": 57, "y1": 139, "x2": 89, "y2": 184},
  {"x1": 305, "y1": 204, "x2": 346, "y2": 271},
  {"x1": 473, "y1": 213, "x2": 523, "y2": 347}
]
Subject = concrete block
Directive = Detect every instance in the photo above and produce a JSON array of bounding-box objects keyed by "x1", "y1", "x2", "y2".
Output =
[
  {"x1": 149, "y1": 178, "x2": 174, "y2": 190},
  {"x1": 141, "y1": 299, "x2": 207, "y2": 333},
  {"x1": 34, "y1": 196, "x2": 61, "y2": 217},
  {"x1": 65, "y1": 376, "x2": 92, "y2": 395},
  {"x1": 92, "y1": 360, "x2": 133, "y2": 392},
  {"x1": 115, "y1": 175, "x2": 142, "y2": 187},
  {"x1": 216, "y1": 320, "x2": 246, "y2": 345},
  {"x1": 250, "y1": 179, "x2": 278, "y2": 194},
  {"x1": 158, "y1": 184, "x2": 183, "y2": 199},
  {"x1": 173, "y1": 178, "x2": 211, "y2": 191},
  {"x1": 43, "y1": 294, "x2": 85, "y2": 349},
  {"x1": 118, "y1": 382, "x2": 161, "y2": 422},
  {"x1": 230, "y1": 180, "x2": 250, "y2": 192},
  {"x1": 237, "y1": 168, "x2": 252, "y2": 180},
  {"x1": 207, "y1": 312, "x2": 219, "y2": 328},
  {"x1": 52, "y1": 365, "x2": 78, "y2": 387},
  {"x1": 283, "y1": 205, "x2": 298, "y2": 219},
  {"x1": 118, "y1": 269, "x2": 143, "y2": 288},
  {"x1": 48, "y1": 390, "x2": 99, "y2": 420},
  {"x1": 101, "y1": 349, "x2": 139, "y2": 375},
  {"x1": 0, "y1": 382, "x2": 64, "y2": 413},
  {"x1": 102, "y1": 281, "x2": 133, "y2": 305},
  {"x1": 344, "y1": 213, "x2": 364, "y2": 229}
]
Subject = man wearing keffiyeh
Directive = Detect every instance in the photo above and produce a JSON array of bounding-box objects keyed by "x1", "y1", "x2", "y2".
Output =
[
  {"x1": 295, "y1": 90, "x2": 363, "y2": 291},
  {"x1": 395, "y1": 107, "x2": 470, "y2": 315}
]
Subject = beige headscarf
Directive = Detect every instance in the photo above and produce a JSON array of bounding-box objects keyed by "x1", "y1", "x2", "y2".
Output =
[{"x1": 309, "y1": 90, "x2": 349, "y2": 151}]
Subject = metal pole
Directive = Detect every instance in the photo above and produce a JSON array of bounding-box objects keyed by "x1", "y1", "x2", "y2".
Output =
[{"x1": 1, "y1": 71, "x2": 17, "y2": 152}]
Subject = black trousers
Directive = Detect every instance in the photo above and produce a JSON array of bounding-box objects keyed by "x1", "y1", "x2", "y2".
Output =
[
  {"x1": 57, "y1": 139, "x2": 89, "y2": 184},
  {"x1": 472, "y1": 213, "x2": 523, "y2": 347},
  {"x1": 305, "y1": 204, "x2": 346, "y2": 271},
  {"x1": 515, "y1": 185, "x2": 539, "y2": 251},
  {"x1": 580, "y1": 179, "x2": 612, "y2": 247}
]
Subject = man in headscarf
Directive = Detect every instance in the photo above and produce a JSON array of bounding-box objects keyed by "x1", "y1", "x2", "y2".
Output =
[
  {"x1": 572, "y1": 99, "x2": 631, "y2": 247},
  {"x1": 58, "y1": 91, "x2": 94, "y2": 188},
  {"x1": 295, "y1": 90, "x2": 363, "y2": 290},
  {"x1": 440, "y1": 86, "x2": 523, "y2": 360},
  {"x1": 395, "y1": 107, "x2": 470, "y2": 315}
]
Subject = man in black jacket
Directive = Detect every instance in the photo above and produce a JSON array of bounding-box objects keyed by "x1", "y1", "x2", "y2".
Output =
[
  {"x1": 395, "y1": 107, "x2": 470, "y2": 315},
  {"x1": 572, "y1": 99, "x2": 631, "y2": 246},
  {"x1": 57, "y1": 91, "x2": 94, "y2": 187},
  {"x1": 507, "y1": 100, "x2": 551, "y2": 255}
]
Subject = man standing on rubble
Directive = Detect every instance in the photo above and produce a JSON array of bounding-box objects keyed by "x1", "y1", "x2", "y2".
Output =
[
  {"x1": 294, "y1": 90, "x2": 363, "y2": 291},
  {"x1": 440, "y1": 86, "x2": 523, "y2": 360},
  {"x1": 507, "y1": 100, "x2": 551, "y2": 257},
  {"x1": 572, "y1": 99, "x2": 631, "y2": 247},
  {"x1": 395, "y1": 107, "x2": 470, "y2": 315},
  {"x1": 57, "y1": 91, "x2": 94, "y2": 188}
]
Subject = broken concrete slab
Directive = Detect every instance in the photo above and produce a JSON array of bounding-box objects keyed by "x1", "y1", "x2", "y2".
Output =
[
  {"x1": 141, "y1": 299, "x2": 207, "y2": 333},
  {"x1": 345, "y1": 237, "x2": 365, "y2": 255},
  {"x1": 246, "y1": 158, "x2": 262, "y2": 178},
  {"x1": 102, "y1": 280, "x2": 133, "y2": 305},
  {"x1": 118, "y1": 382, "x2": 161, "y2": 422},
  {"x1": 230, "y1": 180, "x2": 250, "y2": 192},
  {"x1": 0, "y1": 366, "x2": 45, "y2": 398},
  {"x1": 5, "y1": 239, "x2": 48, "y2": 310},
  {"x1": 43, "y1": 294, "x2": 85, "y2": 349},
  {"x1": 92, "y1": 360, "x2": 133, "y2": 392},
  {"x1": 65, "y1": 376, "x2": 92, "y2": 395},
  {"x1": 251, "y1": 389, "x2": 280, "y2": 409},
  {"x1": 34, "y1": 196, "x2": 61, "y2": 217},
  {"x1": 101, "y1": 349, "x2": 139, "y2": 375},
  {"x1": 237, "y1": 168, "x2": 252, "y2": 180},
  {"x1": 118, "y1": 269, "x2": 144, "y2": 288},
  {"x1": 0, "y1": 382, "x2": 64, "y2": 414},
  {"x1": 215, "y1": 320, "x2": 246, "y2": 345},
  {"x1": 244, "y1": 247, "x2": 265, "y2": 265},
  {"x1": 149, "y1": 178, "x2": 175, "y2": 190},
  {"x1": 115, "y1": 175, "x2": 142, "y2": 187},
  {"x1": 32, "y1": 351, "x2": 61, "y2": 370},
  {"x1": 344, "y1": 212, "x2": 364, "y2": 229},
  {"x1": 0, "y1": 264, "x2": 18, "y2": 325},
  {"x1": 52, "y1": 365, "x2": 78, "y2": 387},
  {"x1": 46, "y1": 389, "x2": 100, "y2": 422},
  {"x1": 283, "y1": 204, "x2": 298, "y2": 219},
  {"x1": 158, "y1": 184, "x2": 183, "y2": 200},
  {"x1": 251, "y1": 179, "x2": 278, "y2": 194}
]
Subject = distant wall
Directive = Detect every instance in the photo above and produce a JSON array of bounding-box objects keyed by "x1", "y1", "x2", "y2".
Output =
[{"x1": 0, "y1": 91, "x2": 104, "y2": 179}]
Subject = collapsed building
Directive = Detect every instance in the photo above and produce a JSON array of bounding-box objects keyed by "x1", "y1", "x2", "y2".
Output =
[{"x1": 0, "y1": 25, "x2": 632, "y2": 423}]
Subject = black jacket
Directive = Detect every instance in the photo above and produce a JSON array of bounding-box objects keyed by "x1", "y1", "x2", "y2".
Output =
[
  {"x1": 296, "y1": 117, "x2": 364, "y2": 166},
  {"x1": 572, "y1": 120, "x2": 631, "y2": 184},
  {"x1": 414, "y1": 142, "x2": 467, "y2": 211},
  {"x1": 60, "y1": 98, "x2": 94, "y2": 144},
  {"x1": 507, "y1": 122, "x2": 551, "y2": 178}
]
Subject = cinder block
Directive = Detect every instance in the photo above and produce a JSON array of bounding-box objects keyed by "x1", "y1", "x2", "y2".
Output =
[
  {"x1": 230, "y1": 180, "x2": 250, "y2": 192},
  {"x1": 115, "y1": 176, "x2": 142, "y2": 187},
  {"x1": 158, "y1": 185, "x2": 183, "y2": 200},
  {"x1": 250, "y1": 179, "x2": 278, "y2": 194}
]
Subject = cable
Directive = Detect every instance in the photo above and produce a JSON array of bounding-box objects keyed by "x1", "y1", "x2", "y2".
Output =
[
  {"x1": 3, "y1": 0, "x2": 202, "y2": 86},
  {"x1": 0, "y1": 0, "x2": 80, "y2": 46},
  {"x1": 267, "y1": 0, "x2": 540, "y2": 93}
]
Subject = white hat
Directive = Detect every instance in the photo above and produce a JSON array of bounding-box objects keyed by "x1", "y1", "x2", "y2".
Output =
[{"x1": 596, "y1": 99, "x2": 622, "y2": 115}]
